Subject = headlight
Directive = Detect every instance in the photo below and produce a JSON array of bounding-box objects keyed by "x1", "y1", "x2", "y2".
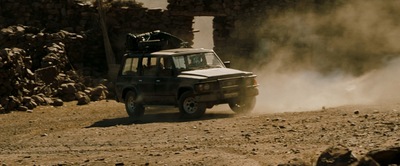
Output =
[
  {"x1": 195, "y1": 83, "x2": 213, "y2": 92},
  {"x1": 245, "y1": 77, "x2": 257, "y2": 86}
]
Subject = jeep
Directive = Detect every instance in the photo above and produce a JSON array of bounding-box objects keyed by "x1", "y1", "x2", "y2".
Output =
[{"x1": 115, "y1": 48, "x2": 259, "y2": 119}]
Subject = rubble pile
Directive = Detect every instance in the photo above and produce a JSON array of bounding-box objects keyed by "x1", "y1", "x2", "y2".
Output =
[{"x1": 0, "y1": 25, "x2": 110, "y2": 113}]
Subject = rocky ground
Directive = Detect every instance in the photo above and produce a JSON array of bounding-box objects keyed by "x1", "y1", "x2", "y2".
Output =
[{"x1": 0, "y1": 100, "x2": 399, "y2": 165}]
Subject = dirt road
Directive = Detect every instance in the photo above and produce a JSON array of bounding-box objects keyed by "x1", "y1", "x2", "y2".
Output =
[{"x1": 0, "y1": 100, "x2": 399, "y2": 165}]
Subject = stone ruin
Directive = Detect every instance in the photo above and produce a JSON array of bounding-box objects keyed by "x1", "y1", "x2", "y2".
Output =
[{"x1": 0, "y1": 0, "x2": 334, "y2": 69}]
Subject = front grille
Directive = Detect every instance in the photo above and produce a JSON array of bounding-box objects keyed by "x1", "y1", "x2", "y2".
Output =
[{"x1": 219, "y1": 78, "x2": 241, "y2": 94}]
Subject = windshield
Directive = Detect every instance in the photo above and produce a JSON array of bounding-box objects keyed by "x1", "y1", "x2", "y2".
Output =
[{"x1": 172, "y1": 52, "x2": 225, "y2": 70}]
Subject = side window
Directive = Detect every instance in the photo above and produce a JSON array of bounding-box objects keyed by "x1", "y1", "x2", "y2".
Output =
[
  {"x1": 121, "y1": 57, "x2": 139, "y2": 76},
  {"x1": 173, "y1": 56, "x2": 186, "y2": 70},
  {"x1": 141, "y1": 56, "x2": 158, "y2": 76}
]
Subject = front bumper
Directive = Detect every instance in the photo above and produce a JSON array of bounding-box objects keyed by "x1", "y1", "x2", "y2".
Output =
[{"x1": 195, "y1": 87, "x2": 259, "y2": 103}]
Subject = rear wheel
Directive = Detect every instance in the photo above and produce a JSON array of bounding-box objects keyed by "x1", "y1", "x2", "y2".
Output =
[
  {"x1": 179, "y1": 91, "x2": 206, "y2": 119},
  {"x1": 229, "y1": 96, "x2": 256, "y2": 114},
  {"x1": 125, "y1": 91, "x2": 145, "y2": 119}
]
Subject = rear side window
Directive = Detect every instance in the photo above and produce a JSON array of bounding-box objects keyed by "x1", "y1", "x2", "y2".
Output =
[{"x1": 122, "y1": 57, "x2": 139, "y2": 75}]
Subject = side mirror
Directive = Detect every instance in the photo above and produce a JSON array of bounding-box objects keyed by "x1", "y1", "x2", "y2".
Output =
[{"x1": 224, "y1": 61, "x2": 231, "y2": 68}]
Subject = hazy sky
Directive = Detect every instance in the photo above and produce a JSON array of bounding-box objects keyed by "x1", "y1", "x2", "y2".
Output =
[
  {"x1": 193, "y1": 17, "x2": 214, "y2": 49},
  {"x1": 135, "y1": 0, "x2": 168, "y2": 9}
]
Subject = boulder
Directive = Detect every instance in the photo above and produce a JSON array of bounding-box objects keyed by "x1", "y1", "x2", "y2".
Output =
[
  {"x1": 34, "y1": 66, "x2": 59, "y2": 84},
  {"x1": 316, "y1": 145, "x2": 358, "y2": 166},
  {"x1": 60, "y1": 83, "x2": 77, "y2": 101},
  {"x1": 60, "y1": 83, "x2": 77, "y2": 94},
  {"x1": 90, "y1": 84, "x2": 108, "y2": 101},
  {"x1": 22, "y1": 97, "x2": 38, "y2": 109},
  {"x1": 17, "y1": 106, "x2": 28, "y2": 112},
  {"x1": 0, "y1": 104, "x2": 5, "y2": 113},
  {"x1": 31, "y1": 95, "x2": 45, "y2": 105},
  {"x1": 76, "y1": 91, "x2": 90, "y2": 105},
  {"x1": 5, "y1": 96, "x2": 21, "y2": 112},
  {"x1": 366, "y1": 147, "x2": 400, "y2": 165},
  {"x1": 25, "y1": 100, "x2": 38, "y2": 110},
  {"x1": 42, "y1": 97, "x2": 54, "y2": 105},
  {"x1": 52, "y1": 98, "x2": 64, "y2": 107},
  {"x1": 356, "y1": 156, "x2": 380, "y2": 166}
]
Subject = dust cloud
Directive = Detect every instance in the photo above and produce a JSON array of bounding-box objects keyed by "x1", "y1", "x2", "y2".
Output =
[{"x1": 253, "y1": 0, "x2": 400, "y2": 112}]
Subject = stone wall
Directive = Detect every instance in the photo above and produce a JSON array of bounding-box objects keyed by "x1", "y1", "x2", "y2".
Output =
[
  {"x1": 0, "y1": 0, "x2": 195, "y2": 68},
  {"x1": 1, "y1": 0, "x2": 319, "y2": 67},
  {"x1": 0, "y1": 0, "x2": 96, "y2": 32},
  {"x1": 0, "y1": 0, "x2": 322, "y2": 69}
]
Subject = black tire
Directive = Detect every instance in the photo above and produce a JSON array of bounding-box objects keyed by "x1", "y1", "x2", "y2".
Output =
[
  {"x1": 229, "y1": 96, "x2": 256, "y2": 114},
  {"x1": 125, "y1": 91, "x2": 145, "y2": 119},
  {"x1": 178, "y1": 91, "x2": 206, "y2": 119}
]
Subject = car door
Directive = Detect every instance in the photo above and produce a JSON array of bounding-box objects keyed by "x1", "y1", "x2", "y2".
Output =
[
  {"x1": 115, "y1": 56, "x2": 140, "y2": 102},
  {"x1": 154, "y1": 56, "x2": 179, "y2": 104},
  {"x1": 137, "y1": 56, "x2": 158, "y2": 103}
]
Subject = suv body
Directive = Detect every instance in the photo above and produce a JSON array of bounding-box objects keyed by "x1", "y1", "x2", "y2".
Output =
[{"x1": 115, "y1": 48, "x2": 259, "y2": 119}]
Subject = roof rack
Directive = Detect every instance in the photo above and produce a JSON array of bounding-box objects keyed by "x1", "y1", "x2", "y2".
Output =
[{"x1": 125, "y1": 30, "x2": 189, "y2": 53}]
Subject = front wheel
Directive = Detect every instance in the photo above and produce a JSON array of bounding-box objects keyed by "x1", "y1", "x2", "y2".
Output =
[
  {"x1": 229, "y1": 96, "x2": 256, "y2": 114},
  {"x1": 125, "y1": 91, "x2": 145, "y2": 119},
  {"x1": 179, "y1": 91, "x2": 206, "y2": 119}
]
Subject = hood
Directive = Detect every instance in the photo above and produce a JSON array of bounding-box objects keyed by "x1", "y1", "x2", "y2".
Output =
[{"x1": 179, "y1": 68, "x2": 252, "y2": 79}]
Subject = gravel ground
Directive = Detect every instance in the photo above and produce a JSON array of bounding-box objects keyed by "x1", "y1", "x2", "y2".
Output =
[{"x1": 0, "y1": 100, "x2": 399, "y2": 165}]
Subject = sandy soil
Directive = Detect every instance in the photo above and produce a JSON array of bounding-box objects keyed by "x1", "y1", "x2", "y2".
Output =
[{"x1": 0, "y1": 100, "x2": 399, "y2": 165}]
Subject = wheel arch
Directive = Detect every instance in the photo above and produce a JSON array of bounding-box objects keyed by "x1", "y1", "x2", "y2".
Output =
[
  {"x1": 177, "y1": 87, "x2": 193, "y2": 99},
  {"x1": 122, "y1": 87, "x2": 138, "y2": 101}
]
